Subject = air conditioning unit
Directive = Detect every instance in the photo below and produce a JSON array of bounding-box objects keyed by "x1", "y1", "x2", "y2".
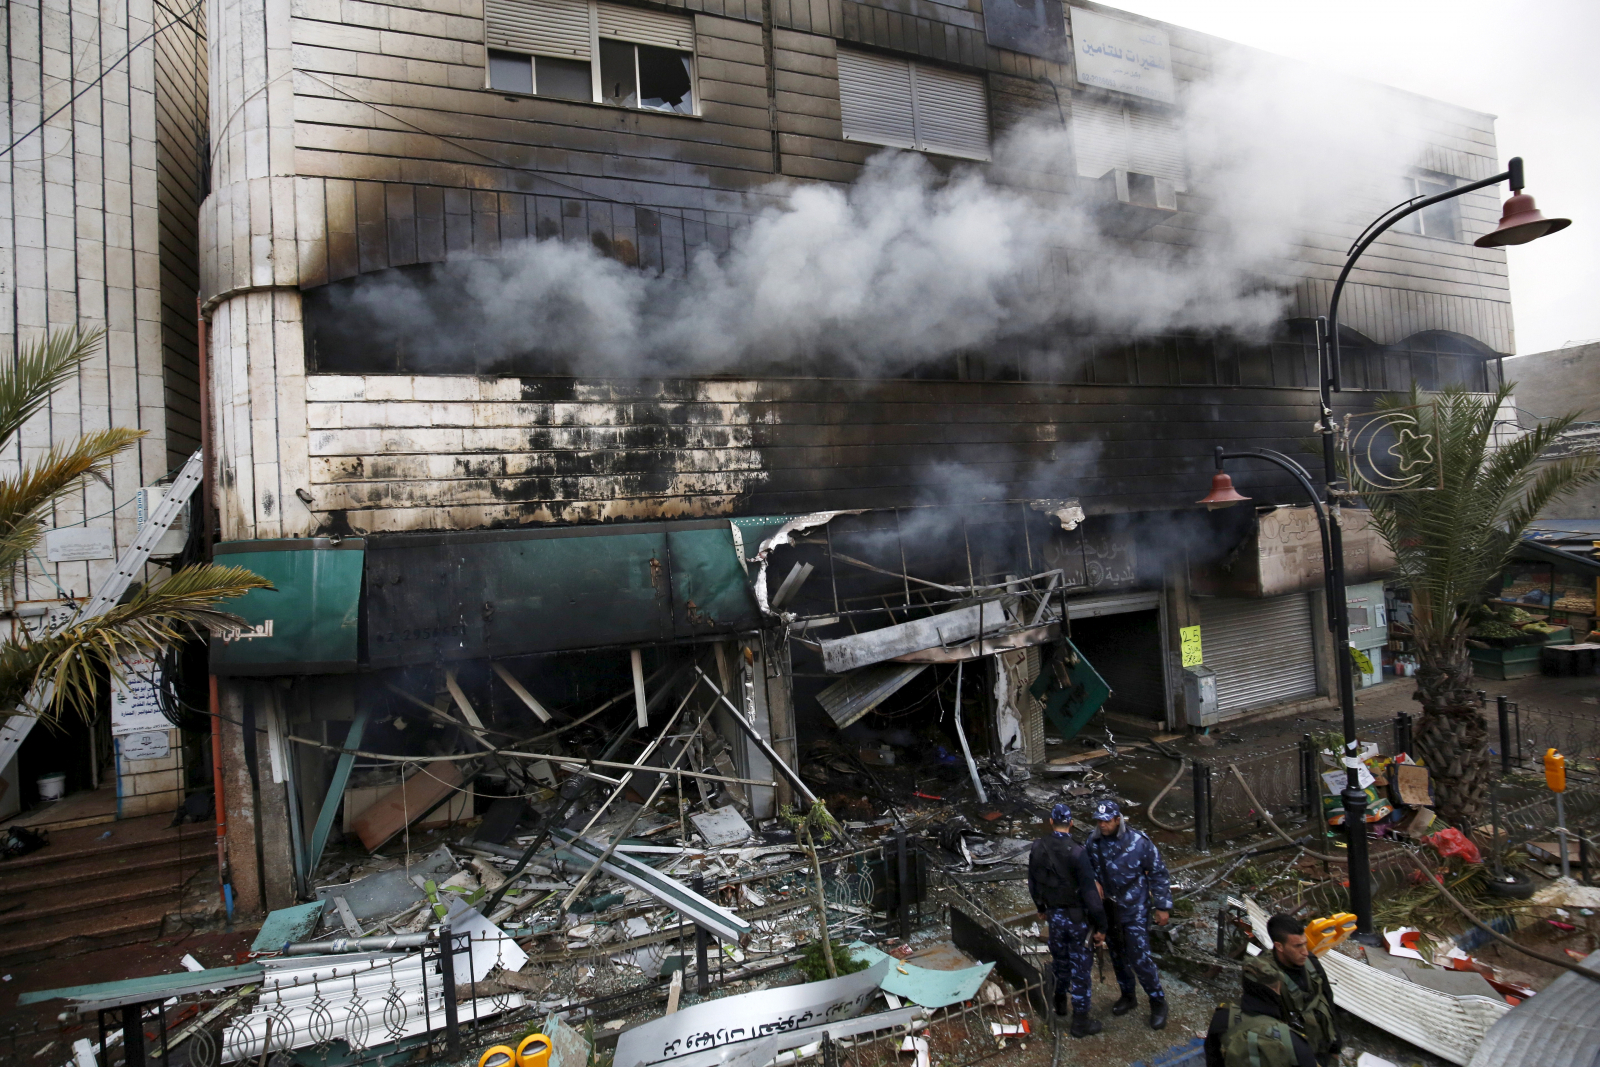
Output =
[
  {"x1": 136, "y1": 485, "x2": 190, "y2": 559},
  {"x1": 1100, "y1": 168, "x2": 1178, "y2": 211},
  {"x1": 1094, "y1": 168, "x2": 1179, "y2": 235}
]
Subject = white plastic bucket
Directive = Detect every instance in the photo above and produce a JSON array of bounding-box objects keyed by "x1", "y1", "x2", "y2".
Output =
[{"x1": 36, "y1": 773, "x2": 66, "y2": 802}]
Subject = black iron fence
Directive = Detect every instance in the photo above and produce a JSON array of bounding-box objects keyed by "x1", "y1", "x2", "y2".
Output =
[{"x1": 1187, "y1": 696, "x2": 1600, "y2": 851}]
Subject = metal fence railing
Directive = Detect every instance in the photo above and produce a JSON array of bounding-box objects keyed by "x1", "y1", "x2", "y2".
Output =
[
  {"x1": 1482, "y1": 694, "x2": 1600, "y2": 772},
  {"x1": 1190, "y1": 739, "x2": 1312, "y2": 850},
  {"x1": 1182, "y1": 695, "x2": 1600, "y2": 853},
  {"x1": 2, "y1": 837, "x2": 965, "y2": 1067}
]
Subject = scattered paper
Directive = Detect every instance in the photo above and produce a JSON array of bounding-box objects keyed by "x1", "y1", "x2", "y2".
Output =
[{"x1": 1383, "y1": 928, "x2": 1426, "y2": 961}]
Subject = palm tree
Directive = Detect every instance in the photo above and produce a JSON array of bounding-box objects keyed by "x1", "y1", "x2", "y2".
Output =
[
  {"x1": 1356, "y1": 383, "x2": 1600, "y2": 826},
  {"x1": 0, "y1": 329, "x2": 269, "y2": 722}
]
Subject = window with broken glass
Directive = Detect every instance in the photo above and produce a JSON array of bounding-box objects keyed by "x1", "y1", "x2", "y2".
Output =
[{"x1": 483, "y1": 0, "x2": 696, "y2": 114}]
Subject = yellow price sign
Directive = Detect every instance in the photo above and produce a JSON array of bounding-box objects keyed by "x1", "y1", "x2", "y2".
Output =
[{"x1": 1180, "y1": 625, "x2": 1203, "y2": 667}]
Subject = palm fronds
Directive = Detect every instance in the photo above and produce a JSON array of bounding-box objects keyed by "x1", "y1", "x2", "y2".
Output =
[
  {"x1": 0, "y1": 330, "x2": 106, "y2": 444},
  {"x1": 0, "y1": 427, "x2": 147, "y2": 575},
  {"x1": 0, "y1": 327, "x2": 271, "y2": 728},
  {"x1": 0, "y1": 564, "x2": 272, "y2": 719},
  {"x1": 1354, "y1": 384, "x2": 1600, "y2": 701}
]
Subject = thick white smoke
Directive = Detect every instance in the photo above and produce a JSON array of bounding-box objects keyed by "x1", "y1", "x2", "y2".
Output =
[{"x1": 331, "y1": 41, "x2": 1450, "y2": 379}]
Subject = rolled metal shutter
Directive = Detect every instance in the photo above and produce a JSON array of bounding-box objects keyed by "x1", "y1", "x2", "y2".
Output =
[
  {"x1": 597, "y1": 1, "x2": 693, "y2": 50},
  {"x1": 1125, "y1": 107, "x2": 1185, "y2": 189},
  {"x1": 910, "y1": 64, "x2": 990, "y2": 161},
  {"x1": 1071, "y1": 98, "x2": 1126, "y2": 179},
  {"x1": 485, "y1": 0, "x2": 594, "y2": 60},
  {"x1": 837, "y1": 48, "x2": 916, "y2": 150},
  {"x1": 1198, "y1": 593, "x2": 1318, "y2": 717}
]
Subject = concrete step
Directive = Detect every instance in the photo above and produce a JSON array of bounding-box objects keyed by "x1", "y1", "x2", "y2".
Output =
[
  {"x1": 0, "y1": 834, "x2": 213, "y2": 895},
  {"x1": 0, "y1": 900, "x2": 170, "y2": 964},
  {"x1": 0, "y1": 868, "x2": 188, "y2": 932}
]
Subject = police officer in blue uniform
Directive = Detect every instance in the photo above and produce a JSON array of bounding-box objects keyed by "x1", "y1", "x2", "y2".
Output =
[
  {"x1": 1028, "y1": 803, "x2": 1108, "y2": 1038},
  {"x1": 1085, "y1": 799, "x2": 1172, "y2": 1030}
]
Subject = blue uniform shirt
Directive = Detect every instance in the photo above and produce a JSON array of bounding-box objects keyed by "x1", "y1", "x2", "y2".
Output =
[{"x1": 1086, "y1": 819, "x2": 1173, "y2": 912}]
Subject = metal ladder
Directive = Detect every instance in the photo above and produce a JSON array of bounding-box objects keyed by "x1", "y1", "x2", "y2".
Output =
[{"x1": 0, "y1": 449, "x2": 205, "y2": 770}]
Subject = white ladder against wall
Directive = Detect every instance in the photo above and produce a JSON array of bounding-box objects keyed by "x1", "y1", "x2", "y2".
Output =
[{"x1": 0, "y1": 449, "x2": 205, "y2": 772}]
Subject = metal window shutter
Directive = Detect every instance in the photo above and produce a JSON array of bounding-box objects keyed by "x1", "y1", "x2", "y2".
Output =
[
  {"x1": 485, "y1": 0, "x2": 593, "y2": 60},
  {"x1": 597, "y1": 1, "x2": 693, "y2": 51},
  {"x1": 1071, "y1": 98, "x2": 1127, "y2": 179},
  {"x1": 1126, "y1": 108, "x2": 1186, "y2": 189},
  {"x1": 836, "y1": 48, "x2": 916, "y2": 150},
  {"x1": 1198, "y1": 593, "x2": 1318, "y2": 717},
  {"x1": 909, "y1": 64, "x2": 990, "y2": 161}
]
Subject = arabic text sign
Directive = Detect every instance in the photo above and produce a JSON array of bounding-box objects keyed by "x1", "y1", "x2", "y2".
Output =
[
  {"x1": 45, "y1": 527, "x2": 116, "y2": 562},
  {"x1": 110, "y1": 654, "x2": 167, "y2": 735},
  {"x1": 1179, "y1": 625, "x2": 1203, "y2": 668},
  {"x1": 1069, "y1": 6, "x2": 1174, "y2": 103},
  {"x1": 614, "y1": 960, "x2": 888, "y2": 1067},
  {"x1": 121, "y1": 730, "x2": 172, "y2": 761}
]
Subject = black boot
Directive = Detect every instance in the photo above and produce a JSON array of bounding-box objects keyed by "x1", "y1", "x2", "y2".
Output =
[
  {"x1": 1111, "y1": 991, "x2": 1137, "y2": 1016},
  {"x1": 1052, "y1": 989, "x2": 1068, "y2": 1016},
  {"x1": 1069, "y1": 1013, "x2": 1102, "y2": 1039},
  {"x1": 1148, "y1": 996, "x2": 1168, "y2": 1030}
]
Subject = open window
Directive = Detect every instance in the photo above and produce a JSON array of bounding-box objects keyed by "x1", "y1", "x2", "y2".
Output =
[
  {"x1": 1395, "y1": 174, "x2": 1462, "y2": 242},
  {"x1": 483, "y1": 0, "x2": 696, "y2": 114}
]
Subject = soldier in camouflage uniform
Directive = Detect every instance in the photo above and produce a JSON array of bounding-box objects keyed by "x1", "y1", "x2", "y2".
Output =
[
  {"x1": 1085, "y1": 799, "x2": 1172, "y2": 1030},
  {"x1": 1027, "y1": 803, "x2": 1108, "y2": 1038},
  {"x1": 1203, "y1": 955, "x2": 1317, "y2": 1067}
]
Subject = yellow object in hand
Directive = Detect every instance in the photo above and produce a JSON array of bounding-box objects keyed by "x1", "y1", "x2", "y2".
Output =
[{"x1": 1305, "y1": 913, "x2": 1358, "y2": 956}]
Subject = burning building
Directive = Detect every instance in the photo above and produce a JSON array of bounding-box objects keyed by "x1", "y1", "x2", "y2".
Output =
[{"x1": 7, "y1": 0, "x2": 1520, "y2": 921}]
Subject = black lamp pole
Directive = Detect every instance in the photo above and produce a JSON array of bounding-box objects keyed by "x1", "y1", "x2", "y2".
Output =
[
  {"x1": 1205, "y1": 157, "x2": 1567, "y2": 940},
  {"x1": 1206, "y1": 444, "x2": 1373, "y2": 935}
]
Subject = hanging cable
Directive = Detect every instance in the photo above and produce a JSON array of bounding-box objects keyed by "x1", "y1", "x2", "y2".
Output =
[{"x1": 2, "y1": 0, "x2": 206, "y2": 160}]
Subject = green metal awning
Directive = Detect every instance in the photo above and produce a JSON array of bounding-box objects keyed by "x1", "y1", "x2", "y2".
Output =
[
  {"x1": 210, "y1": 538, "x2": 365, "y2": 675},
  {"x1": 18, "y1": 963, "x2": 264, "y2": 1011},
  {"x1": 362, "y1": 519, "x2": 767, "y2": 667}
]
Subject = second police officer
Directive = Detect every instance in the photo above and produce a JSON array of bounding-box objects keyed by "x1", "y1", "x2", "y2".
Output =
[
  {"x1": 1086, "y1": 798, "x2": 1173, "y2": 1031},
  {"x1": 1027, "y1": 803, "x2": 1107, "y2": 1038}
]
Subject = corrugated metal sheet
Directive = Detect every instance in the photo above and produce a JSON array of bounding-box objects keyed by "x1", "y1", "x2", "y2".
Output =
[
  {"x1": 818, "y1": 663, "x2": 928, "y2": 728},
  {"x1": 837, "y1": 48, "x2": 916, "y2": 150},
  {"x1": 910, "y1": 65, "x2": 990, "y2": 161},
  {"x1": 1466, "y1": 948, "x2": 1600, "y2": 1067},
  {"x1": 1198, "y1": 593, "x2": 1317, "y2": 716},
  {"x1": 485, "y1": 0, "x2": 593, "y2": 59},
  {"x1": 597, "y1": 1, "x2": 692, "y2": 51}
]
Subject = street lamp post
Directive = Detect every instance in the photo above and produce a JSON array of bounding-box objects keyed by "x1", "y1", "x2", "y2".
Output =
[{"x1": 1202, "y1": 156, "x2": 1570, "y2": 940}]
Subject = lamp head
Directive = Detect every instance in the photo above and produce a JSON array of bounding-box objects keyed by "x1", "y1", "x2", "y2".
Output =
[
  {"x1": 1476, "y1": 191, "x2": 1571, "y2": 247},
  {"x1": 1198, "y1": 471, "x2": 1251, "y2": 510},
  {"x1": 1476, "y1": 159, "x2": 1570, "y2": 248}
]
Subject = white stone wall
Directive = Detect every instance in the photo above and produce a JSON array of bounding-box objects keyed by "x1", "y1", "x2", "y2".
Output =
[
  {"x1": 303, "y1": 374, "x2": 767, "y2": 531},
  {"x1": 1, "y1": 0, "x2": 173, "y2": 601},
  {"x1": 201, "y1": 0, "x2": 315, "y2": 541}
]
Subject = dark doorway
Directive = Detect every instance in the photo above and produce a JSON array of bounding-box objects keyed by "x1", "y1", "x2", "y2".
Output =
[{"x1": 1068, "y1": 609, "x2": 1165, "y2": 720}]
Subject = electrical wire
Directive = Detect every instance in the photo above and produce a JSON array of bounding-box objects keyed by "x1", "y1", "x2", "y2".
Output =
[{"x1": 1, "y1": 0, "x2": 207, "y2": 161}]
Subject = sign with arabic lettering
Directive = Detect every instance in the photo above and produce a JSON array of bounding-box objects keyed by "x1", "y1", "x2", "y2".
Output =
[
  {"x1": 1180, "y1": 625, "x2": 1203, "y2": 667},
  {"x1": 1069, "y1": 7, "x2": 1175, "y2": 103},
  {"x1": 614, "y1": 960, "x2": 889, "y2": 1067},
  {"x1": 110, "y1": 654, "x2": 167, "y2": 735}
]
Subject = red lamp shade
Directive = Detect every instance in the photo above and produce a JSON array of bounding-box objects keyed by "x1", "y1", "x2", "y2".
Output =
[
  {"x1": 1475, "y1": 190, "x2": 1572, "y2": 248},
  {"x1": 1197, "y1": 472, "x2": 1251, "y2": 510}
]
